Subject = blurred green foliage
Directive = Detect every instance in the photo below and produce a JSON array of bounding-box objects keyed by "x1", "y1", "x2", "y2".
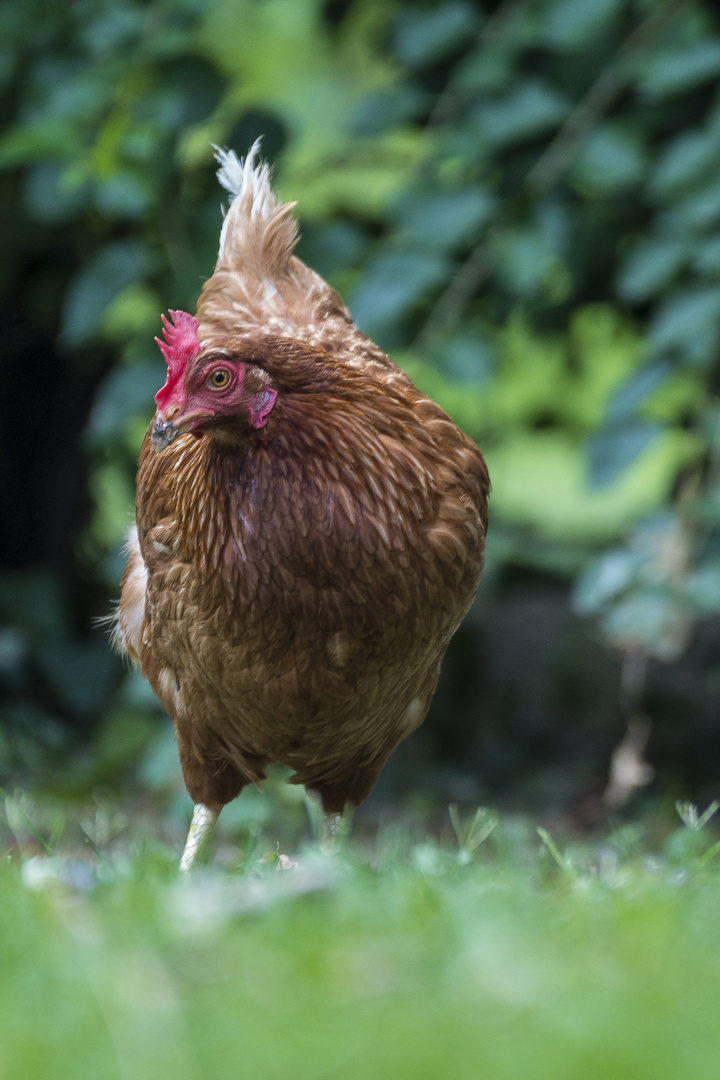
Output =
[{"x1": 2, "y1": 0, "x2": 720, "y2": 807}]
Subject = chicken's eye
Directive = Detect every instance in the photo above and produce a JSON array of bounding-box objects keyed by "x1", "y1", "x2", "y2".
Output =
[{"x1": 208, "y1": 368, "x2": 231, "y2": 389}]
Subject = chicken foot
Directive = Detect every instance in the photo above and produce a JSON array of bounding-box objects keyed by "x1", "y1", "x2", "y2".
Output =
[{"x1": 179, "y1": 803, "x2": 220, "y2": 872}]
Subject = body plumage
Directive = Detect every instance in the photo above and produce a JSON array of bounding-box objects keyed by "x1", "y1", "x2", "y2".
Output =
[{"x1": 116, "y1": 144, "x2": 489, "y2": 864}]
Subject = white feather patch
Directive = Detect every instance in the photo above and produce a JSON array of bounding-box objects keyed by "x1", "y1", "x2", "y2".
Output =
[
  {"x1": 112, "y1": 523, "x2": 147, "y2": 662},
  {"x1": 213, "y1": 140, "x2": 283, "y2": 258}
]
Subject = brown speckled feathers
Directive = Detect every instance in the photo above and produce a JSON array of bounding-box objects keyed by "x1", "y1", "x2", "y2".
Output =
[{"x1": 117, "y1": 144, "x2": 489, "y2": 816}]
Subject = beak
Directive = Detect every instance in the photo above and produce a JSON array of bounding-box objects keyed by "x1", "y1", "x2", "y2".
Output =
[
  {"x1": 151, "y1": 410, "x2": 211, "y2": 451},
  {"x1": 151, "y1": 416, "x2": 182, "y2": 450}
]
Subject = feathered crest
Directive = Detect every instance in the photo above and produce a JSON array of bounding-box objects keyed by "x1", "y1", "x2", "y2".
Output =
[
  {"x1": 196, "y1": 139, "x2": 353, "y2": 339},
  {"x1": 212, "y1": 139, "x2": 298, "y2": 278},
  {"x1": 214, "y1": 140, "x2": 278, "y2": 236},
  {"x1": 154, "y1": 310, "x2": 201, "y2": 409}
]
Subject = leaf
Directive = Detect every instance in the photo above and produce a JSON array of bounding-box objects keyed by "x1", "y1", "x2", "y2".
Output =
[
  {"x1": 472, "y1": 80, "x2": 570, "y2": 149},
  {"x1": 638, "y1": 40, "x2": 720, "y2": 100},
  {"x1": 696, "y1": 490, "x2": 720, "y2": 525},
  {"x1": 485, "y1": 430, "x2": 700, "y2": 543},
  {"x1": 295, "y1": 221, "x2": 368, "y2": 279},
  {"x1": 491, "y1": 228, "x2": 557, "y2": 297},
  {"x1": 667, "y1": 180, "x2": 720, "y2": 232},
  {"x1": 682, "y1": 565, "x2": 720, "y2": 613},
  {"x1": 59, "y1": 241, "x2": 150, "y2": 348},
  {"x1": 198, "y1": 0, "x2": 416, "y2": 207},
  {"x1": 101, "y1": 284, "x2": 164, "y2": 341},
  {"x1": 606, "y1": 360, "x2": 675, "y2": 422},
  {"x1": 80, "y1": 8, "x2": 144, "y2": 57},
  {"x1": 0, "y1": 121, "x2": 72, "y2": 168},
  {"x1": 572, "y1": 124, "x2": 646, "y2": 193},
  {"x1": 693, "y1": 236, "x2": 720, "y2": 275},
  {"x1": 85, "y1": 360, "x2": 164, "y2": 446},
  {"x1": 650, "y1": 130, "x2": 720, "y2": 200},
  {"x1": 148, "y1": 57, "x2": 225, "y2": 129},
  {"x1": 23, "y1": 162, "x2": 89, "y2": 224},
  {"x1": 599, "y1": 588, "x2": 690, "y2": 660},
  {"x1": 617, "y1": 238, "x2": 688, "y2": 302},
  {"x1": 456, "y1": 46, "x2": 513, "y2": 95},
  {"x1": 349, "y1": 250, "x2": 449, "y2": 335},
  {"x1": 0, "y1": 628, "x2": 25, "y2": 679},
  {"x1": 43, "y1": 65, "x2": 112, "y2": 123},
  {"x1": 572, "y1": 550, "x2": 643, "y2": 615},
  {"x1": 392, "y1": 1, "x2": 480, "y2": 69},
  {"x1": 587, "y1": 421, "x2": 662, "y2": 488},
  {"x1": 537, "y1": 199, "x2": 570, "y2": 255},
  {"x1": 435, "y1": 329, "x2": 494, "y2": 385},
  {"x1": 348, "y1": 86, "x2": 430, "y2": 136},
  {"x1": 649, "y1": 287, "x2": 720, "y2": 366},
  {"x1": 94, "y1": 172, "x2": 153, "y2": 219},
  {"x1": 543, "y1": 0, "x2": 622, "y2": 50},
  {"x1": 394, "y1": 187, "x2": 495, "y2": 252},
  {"x1": 280, "y1": 132, "x2": 427, "y2": 219}
]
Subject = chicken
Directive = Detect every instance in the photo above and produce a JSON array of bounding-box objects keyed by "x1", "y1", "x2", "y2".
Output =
[{"x1": 115, "y1": 143, "x2": 489, "y2": 869}]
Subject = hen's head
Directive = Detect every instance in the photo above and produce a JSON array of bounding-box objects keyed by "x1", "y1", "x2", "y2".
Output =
[{"x1": 152, "y1": 310, "x2": 277, "y2": 450}]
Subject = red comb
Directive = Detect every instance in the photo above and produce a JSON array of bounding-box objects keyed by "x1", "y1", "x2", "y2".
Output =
[{"x1": 154, "y1": 310, "x2": 201, "y2": 410}]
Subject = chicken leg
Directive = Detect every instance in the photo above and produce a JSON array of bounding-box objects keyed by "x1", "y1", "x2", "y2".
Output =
[
  {"x1": 322, "y1": 812, "x2": 342, "y2": 848},
  {"x1": 179, "y1": 803, "x2": 219, "y2": 872}
]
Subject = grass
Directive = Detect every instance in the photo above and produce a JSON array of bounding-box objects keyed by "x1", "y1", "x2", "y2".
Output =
[{"x1": 2, "y1": 796, "x2": 720, "y2": 1080}]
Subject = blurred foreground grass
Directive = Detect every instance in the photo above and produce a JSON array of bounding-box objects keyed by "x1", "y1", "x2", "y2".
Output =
[{"x1": 2, "y1": 800, "x2": 720, "y2": 1080}]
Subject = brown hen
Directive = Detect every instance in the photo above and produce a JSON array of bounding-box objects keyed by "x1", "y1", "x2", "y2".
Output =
[{"x1": 116, "y1": 143, "x2": 490, "y2": 868}]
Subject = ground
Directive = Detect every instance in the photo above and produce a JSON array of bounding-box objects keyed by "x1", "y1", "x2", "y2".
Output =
[{"x1": 2, "y1": 797, "x2": 720, "y2": 1079}]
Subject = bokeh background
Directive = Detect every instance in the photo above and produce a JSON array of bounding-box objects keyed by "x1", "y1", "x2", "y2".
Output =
[{"x1": 3, "y1": 0, "x2": 720, "y2": 840}]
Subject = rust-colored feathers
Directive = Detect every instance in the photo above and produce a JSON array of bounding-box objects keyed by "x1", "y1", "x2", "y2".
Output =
[{"x1": 117, "y1": 143, "x2": 489, "y2": 819}]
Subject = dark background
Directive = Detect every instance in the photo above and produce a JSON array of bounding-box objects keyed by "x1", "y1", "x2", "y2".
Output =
[{"x1": 3, "y1": 0, "x2": 720, "y2": 832}]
